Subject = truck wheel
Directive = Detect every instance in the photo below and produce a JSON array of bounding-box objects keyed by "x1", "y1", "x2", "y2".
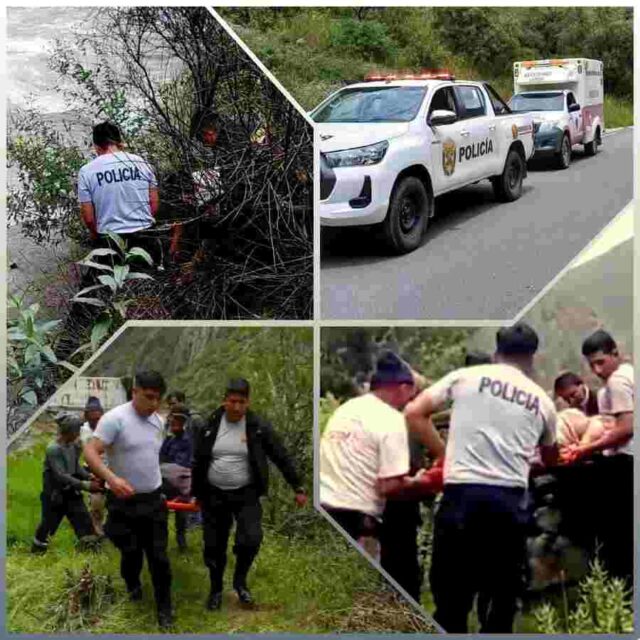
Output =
[
  {"x1": 584, "y1": 128, "x2": 601, "y2": 156},
  {"x1": 382, "y1": 177, "x2": 430, "y2": 254},
  {"x1": 555, "y1": 134, "x2": 572, "y2": 169},
  {"x1": 492, "y1": 149, "x2": 525, "y2": 202}
]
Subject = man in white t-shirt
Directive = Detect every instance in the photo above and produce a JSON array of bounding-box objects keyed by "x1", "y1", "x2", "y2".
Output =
[
  {"x1": 563, "y1": 330, "x2": 634, "y2": 583},
  {"x1": 79, "y1": 396, "x2": 106, "y2": 535},
  {"x1": 320, "y1": 351, "x2": 444, "y2": 547},
  {"x1": 78, "y1": 121, "x2": 160, "y2": 261},
  {"x1": 405, "y1": 323, "x2": 558, "y2": 633}
]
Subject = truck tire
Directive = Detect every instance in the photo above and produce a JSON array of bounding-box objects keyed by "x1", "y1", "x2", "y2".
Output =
[
  {"x1": 492, "y1": 149, "x2": 525, "y2": 202},
  {"x1": 382, "y1": 176, "x2": 430, "y2": 254},
  {"x1": 555, "y1": 134, "x2": 572, "y2": 169},
  {"x1": 584, "y1": 128, "x2": 601, "y2": 156}
]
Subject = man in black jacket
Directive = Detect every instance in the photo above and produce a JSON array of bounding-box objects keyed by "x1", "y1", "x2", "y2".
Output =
[{"x1": 192, "y1": 378, "x2": 307, "y2": 610}]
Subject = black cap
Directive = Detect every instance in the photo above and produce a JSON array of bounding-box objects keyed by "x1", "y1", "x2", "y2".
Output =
[
  {"x1": 55, "y1": 412, "x2": 83, "y2": 436},
  {"x1": 371, "y1": 351, "x2": 414, "y2": 387},
  {"x1": 85, "y1": 396, "x2": 103, "y2": 412},
  {"x1": 496, "y1": 323, "x2": 539, "y2": 356}
]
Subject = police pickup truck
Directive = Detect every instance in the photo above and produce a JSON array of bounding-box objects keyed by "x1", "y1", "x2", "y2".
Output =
[{"x1": 314, "y1": 73, "x2": 535, "y2": 254}]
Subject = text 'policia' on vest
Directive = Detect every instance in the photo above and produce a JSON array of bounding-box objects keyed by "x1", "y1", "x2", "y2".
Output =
[
  {"x1": 478, "y1": 376, "x2": 541, "y2": 416},
  {"x1": 95, "y1": 166, "x2": 144, "y2": 187}
]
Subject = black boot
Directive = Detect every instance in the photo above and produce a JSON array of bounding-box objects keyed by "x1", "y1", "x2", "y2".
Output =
[
  {"x1": 206, "y1": 590, "x2": 223, "y2": 610},
  {"x1": 235, "y1": 585, "x2": 254, "y2": 605}
]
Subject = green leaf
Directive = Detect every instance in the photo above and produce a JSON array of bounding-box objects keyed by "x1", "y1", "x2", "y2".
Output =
[
  {"x1": 73, "y1": 284, "x2": 106, "y2": 298},
  {"x1": 25, "y1": 343, "x2": 41, "y2": 363},
  {"x1": 72, "y1": 296, "x2": 107, "y2": 307},
  {"x1": 8, "y1": 293, "x2": 23, "y2": 309},
  {"x1": 69, "y1": 342, "x2": 93, "y2": 359},
  {"x1": 28, "y1": 302, "x2": 40, "y2": 315},
  {"x1": 105, "y1": 231, "x2": 126, "y2": 254},
  {"x1": 77, "y1": 260, "x2": 114, "y2": 272},
  {"x1": 41, "y1": 345, "x2": 58, "y2": 364},
  {"x1": 113, "y1": 264, "x2": 130, "y2": 288},
  {"x1": 35, "y1": 319, "x2": 62, "y2": 333},
  {"x1": 113, "y1": 301, "x2": 130, "y2": 318},
  {"x1": 7, "y1": 356, "x2": 22, "y2": 377},
  {"x1": 20, "y1": 389, "x2": 38, "y2": 406},
  {"x1": 91, "y1": 314, "x2": 113, "y2": 352},
  {"x1": 84, "y1": 247, "x2": 119, "y2": 260},
  {"x1": 125, "y1": 247, "x2": 154, "y2": 266},
  {"x1": 7, "y1": 329, "x2": 27, "y2": 341},
  {"x1": 97, "y1": 274, "x2": 118, "y2": 293},
  {"x1": 126, "y1": 271, "x2": 155, "y2": 281}
]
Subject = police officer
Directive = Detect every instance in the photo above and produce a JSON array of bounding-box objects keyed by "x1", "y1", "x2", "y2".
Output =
[
  {"x1": 78, "y1": 121, "x2": 160, "y2": 261},
  {"x1": 84, "y1": 370, "x2": 173, "y2": 629},
  {"x1": 405, "y1": 323, "x2": 558, "y2": 633},
  {"x1": 192, "y1": 378, "x2": 307, "y2": 611},
  {"x1": 32, "y1": 413, "x2": 102, "y2": 553}
]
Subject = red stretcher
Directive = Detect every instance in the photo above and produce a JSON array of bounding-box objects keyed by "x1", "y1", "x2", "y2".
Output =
[{"x1": 165, "y1": 499, "x2": 200, "y2": 512}]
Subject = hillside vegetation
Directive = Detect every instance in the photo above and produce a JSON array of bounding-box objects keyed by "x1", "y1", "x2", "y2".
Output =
[{"x1": 221, "y1": 7, "x2": 633, "y2": 128}]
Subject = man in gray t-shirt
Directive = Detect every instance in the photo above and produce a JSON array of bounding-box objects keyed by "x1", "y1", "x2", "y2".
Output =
[
  {"x1": 78, "y1": 121, "x2": 160, "y2": 261},
  {"x1": 84, "y1": 370, "x2": 173, "y2": 629}
]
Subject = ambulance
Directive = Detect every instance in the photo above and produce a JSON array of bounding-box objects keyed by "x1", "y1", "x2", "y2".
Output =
[
  {"x1": 511, "y1": 59, "x2": 604, "y2": 169},
  {"x1": 313, "y1": 72, "x2": 535, "y2": 254}
]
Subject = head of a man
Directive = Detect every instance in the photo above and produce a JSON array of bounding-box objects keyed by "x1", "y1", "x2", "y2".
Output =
[
  {"x1": 193, "y1": 113, "x2": 220, "y2": 148},
  {"x1": 166, "y1": 390, "x2": 186, "y2": 413},
  {"x1": 582, "y1": 330, "x2": 620, "y2": 382},
  {"x1": 84, "y1": 396, "x2": 104, "y2": 430},
  {"x1": 168, "y1": 403, "x2": 189, "y2": 436},
  {"x1": 464, "y1": 351, "x2": 493, "y2": 367},
  {"x1": 494, "y1": 322, "x2": 539, "y2": 371},
  {"x1": 56, "y1": 412, "x2": 83, "y2": 444},
  {"x1": 92, "y1": 121, "x2": 123, "y2": 153},
  {"x1": 370, "y1": 351, "x2": 417, "y2": 410},
  {"x1": 224, "y1": 378, "x2": 250, "y2": 423},
  {"x1": 131, "y1": 370, "x2": 166, "y2": 417},
  {"x1": 554, "y1": 372, "x2": 586, "y2": 408}
]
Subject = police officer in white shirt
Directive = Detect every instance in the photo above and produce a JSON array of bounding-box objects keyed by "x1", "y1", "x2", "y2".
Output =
[
  {"x1": 564, "y1": 330, "x2": 634, "y2": 582},
  {"x1": 405, "y1": 323, "x2": 558, "y2": 633},
  {"x1": 78, "y1": 122, "x2": 160, "y2": 261}
]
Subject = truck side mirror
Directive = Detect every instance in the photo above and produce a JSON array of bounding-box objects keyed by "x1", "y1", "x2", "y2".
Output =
[
  {"x1": 568, "y1": 103, "x2": 581, "y2": 113},
  {"x1": 429, "y1": 109, "x2": 457, "y2": 126}
]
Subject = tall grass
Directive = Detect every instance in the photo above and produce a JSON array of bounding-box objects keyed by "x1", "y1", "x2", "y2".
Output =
[{"x1": 604, "y1": 95, "x2": 634, "y2": 129}]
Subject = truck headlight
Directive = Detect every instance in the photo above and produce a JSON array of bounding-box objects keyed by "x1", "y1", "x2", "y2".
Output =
[{"x1": 324, "y1": 140, "x2": 389, "y2": 168}]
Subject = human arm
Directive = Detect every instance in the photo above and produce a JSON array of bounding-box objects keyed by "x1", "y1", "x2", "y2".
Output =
[
  {"x1": 260, "y1": 421, "x2": 306, "y2": 502},
  {"x1": 84, "y1": 437, "x2": 134, "y2": 498},
  {"x1": 404, "y1": 391, "x2": 446, "y2": 460},
  {"x1": 149, "y1": 187, "x2": 160, "y2": 218},
  {"x1": 80, "y1": 202, "x2": 98, "y2": 240},
  {"x1": 566, "y1": 412, "x2": 633, "y2": 461},
  {"x1": 46, "y1": 446, "x2": 93, "y2": 492}
]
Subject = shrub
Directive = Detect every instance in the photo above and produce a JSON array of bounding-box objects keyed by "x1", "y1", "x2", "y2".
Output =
[{"x1": 329, "y1": 18, "x2": 396, "y2": 62}]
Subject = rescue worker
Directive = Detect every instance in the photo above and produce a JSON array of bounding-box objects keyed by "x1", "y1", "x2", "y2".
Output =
[
  {"x1": 167, "y1": 390, "x2": 206, "y2": 437},
  {"x1": 78, "y1": 121, "x2": 160, "y2": 262},
  {"x1": 191, "y1": 378, "x2": 307, "y2": 611},
  {"x1": 553, "y1": 372, "x2": 599, "y2": 416},
  {"x1": 84, "y1": 370, "x2": 173, "y2": 629},
  {"x1": 320, "y1": 352, "x2": 444, "y2": 551},
  {"x1": 160, "y1": 403, "x2": 193, "y2": 551},
  {"x1": 32, "y1": 413, "x2": 102, "y2": 553},
  {"x1": 564, "y1": 330, "x2": 634, "y2": 582},
  {"x1": 405, "y1": 323, "x2": 558, "y2": 633},
  {"x1": 79, "y1": 396, "x2": 107, "y2": 536}
]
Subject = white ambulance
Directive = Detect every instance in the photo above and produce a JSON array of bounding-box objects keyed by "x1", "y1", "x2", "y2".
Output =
[
  {"x1": 511, "y1": 59, "x2": 604, "y2": 169},
  {"x1": 313, "y1": 72, "x2": 535, "y2": 254}
]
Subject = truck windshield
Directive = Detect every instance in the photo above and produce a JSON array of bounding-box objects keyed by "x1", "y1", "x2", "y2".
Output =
[
  {"x1": 510, "y1": 92, "x2": 565, "y2": 112},
  {"x1": 312, "y1": 86, "x2": 427, "y2": 123}
]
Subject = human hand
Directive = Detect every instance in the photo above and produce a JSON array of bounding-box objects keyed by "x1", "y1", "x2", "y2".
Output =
[
  {"x1": 89, "y1": 480, "x2": 104, "y2": 493},
  {"x1": 109, "y1": 476, "x2": 135, "y2": 498}
]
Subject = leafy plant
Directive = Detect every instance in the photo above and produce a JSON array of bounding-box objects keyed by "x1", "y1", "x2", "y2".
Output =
[
  {"x1": 533, "y1": 559, "x2": 633, "y2": 633},
  {"x1": 71, "y1": 232, "x2": 155, "y2": 351},
  {"x1": 7, "y1": 294, "x2": 74, "y2": 405}
]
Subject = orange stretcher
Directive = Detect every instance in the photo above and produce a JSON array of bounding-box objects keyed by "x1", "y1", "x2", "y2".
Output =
[{"x1": 165, "y1": 499, "x2": 200, "y2": 512}]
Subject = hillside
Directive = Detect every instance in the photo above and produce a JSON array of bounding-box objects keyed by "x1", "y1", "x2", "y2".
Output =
[{"x1": 219, "y1": 7, "x2": 633, "y2": 127}]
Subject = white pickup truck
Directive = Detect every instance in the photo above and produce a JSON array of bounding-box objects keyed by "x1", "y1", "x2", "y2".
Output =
[
  {"x1": 510, "y1": 58, "x2": 604, "y2": 169},
  {"x1": 313, "y1": 73, "x2": 535, "y2": 253}
]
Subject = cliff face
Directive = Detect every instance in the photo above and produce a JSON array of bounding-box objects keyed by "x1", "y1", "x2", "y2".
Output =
[{"x1": 469, "y1": 238, "x2": 633, "y2": 393}]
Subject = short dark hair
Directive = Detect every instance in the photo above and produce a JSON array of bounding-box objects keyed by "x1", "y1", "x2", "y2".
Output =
[
  {"x1": 465, "y1": 351, "x2": 492, "y2": 367},
  {"x1": 93, "y1": 121, "x2": 123, "y2": 148},
  {"x1": 168, "y1": 402, "x2": 190, "y2": 423},
  {"x1": 167, "y1": 390, "x2": 186, "y2": 403},
  {"x1": 225, "y1": 378, "x2": 250, "y2": 398},
  {"x1": 133, "y1": 370, "x2": 166, "y2": 396},
  {"x1": 496, "y1": 322, "x2": 539, "y2": 356},
  {"x1": 554, "y1": 372, "x2": 583, "y2": 394},
  {"x1": 582, "y1": 330, "x2": 617, "y2": 357}
]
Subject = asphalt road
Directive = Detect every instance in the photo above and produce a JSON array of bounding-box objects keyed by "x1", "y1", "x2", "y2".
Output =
[{"x1": 321, "y1": 127, "x2": 633, "y2": 320}]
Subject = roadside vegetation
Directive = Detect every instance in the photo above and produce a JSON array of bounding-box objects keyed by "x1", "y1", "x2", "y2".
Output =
[{"x1": 221, "y1": 7, "x2": 633, "y2": 128}]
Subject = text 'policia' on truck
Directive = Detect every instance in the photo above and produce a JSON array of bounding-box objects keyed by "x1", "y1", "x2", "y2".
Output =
[
  {"x1": 313, "y1": 71, "x2": 535, "y2": 254},
  {"x1": 510, "y1": 58, "x2": 604, "y2": 169}
]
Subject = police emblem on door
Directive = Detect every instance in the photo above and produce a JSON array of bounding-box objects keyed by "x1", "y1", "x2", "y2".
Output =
[
  {"x1": 442, "y1": 139, "x2": 456, "y2": 176},
  {"x1": 511, "y1": 124, "x2": 518, "y2": 139}
]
